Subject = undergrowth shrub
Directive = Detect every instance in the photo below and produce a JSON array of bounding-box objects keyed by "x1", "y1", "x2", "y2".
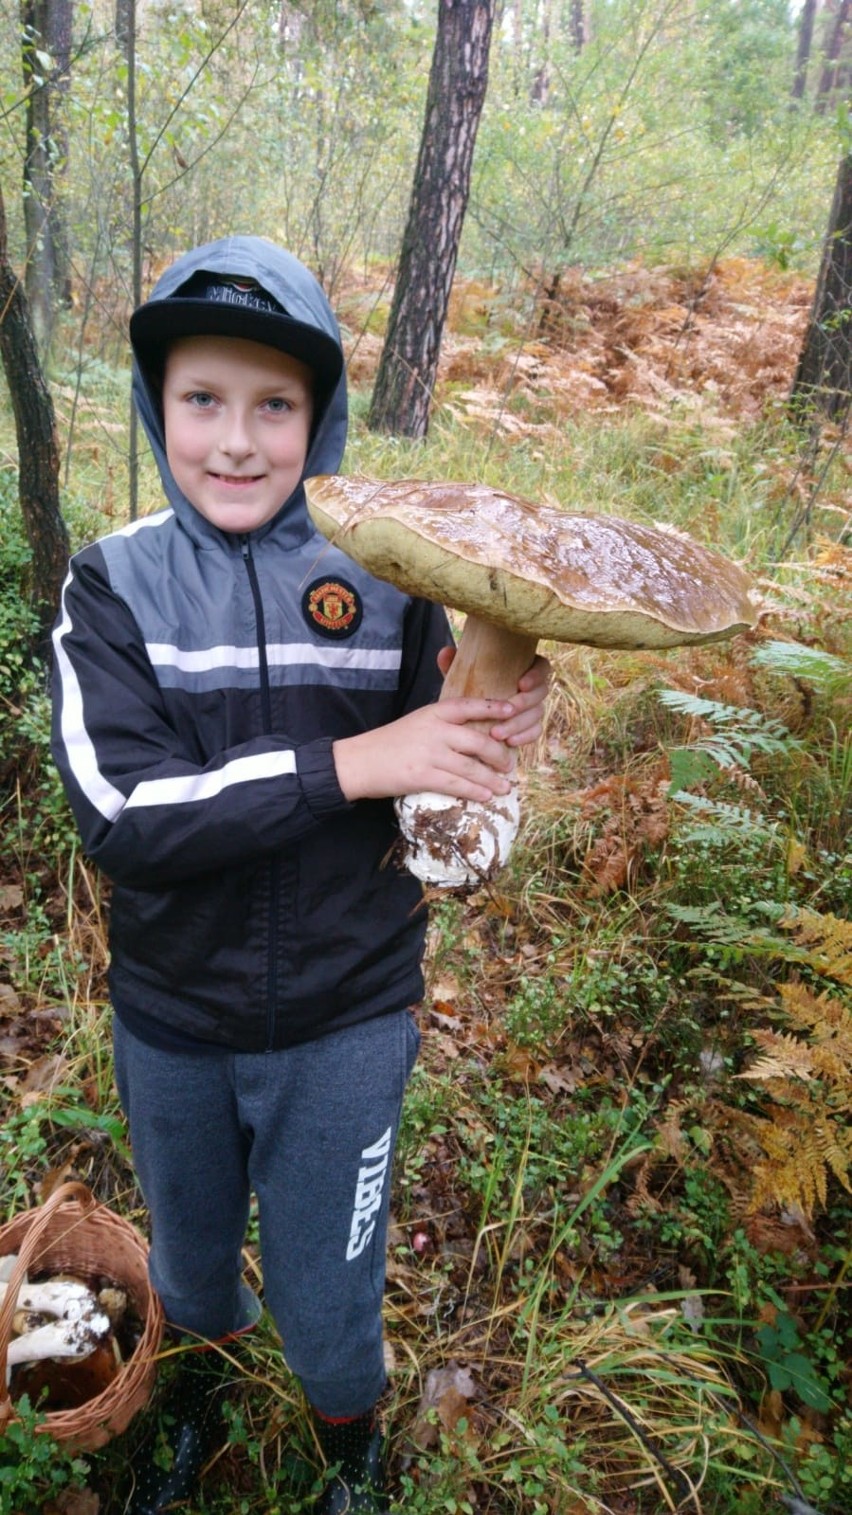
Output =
[{"x1": 0, "y1": 1398, "x2": 89, "y2": 1514}]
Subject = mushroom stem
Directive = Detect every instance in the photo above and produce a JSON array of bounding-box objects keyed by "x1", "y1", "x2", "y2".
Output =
[
  {"x1": 7, "y1": 1314, "x2": 111, "y2": 1369},
  {"x1": 395, "y1": 617, "x2": 539, "y2": 890},
  {"x1": 0, "y1": 1277, "x2": 96, "y2": 1319},
  {"x1": 440, "y1": 618, "x2": 538, "y2": 705}
]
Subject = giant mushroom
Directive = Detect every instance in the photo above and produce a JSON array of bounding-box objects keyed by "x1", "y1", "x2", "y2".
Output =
[{"x1": 305, "y1": 476, "x2": 762, "y2": 889}]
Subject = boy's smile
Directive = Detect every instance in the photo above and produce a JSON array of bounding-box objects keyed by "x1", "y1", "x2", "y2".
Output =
[{"x1": 162, "y1": 335, "x2": 314, "y2": 534}]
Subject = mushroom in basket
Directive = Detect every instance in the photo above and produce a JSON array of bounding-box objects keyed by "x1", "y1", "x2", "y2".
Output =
[{"x1": 1, "y1": 1255, "x2": 125, "y2": 1409}]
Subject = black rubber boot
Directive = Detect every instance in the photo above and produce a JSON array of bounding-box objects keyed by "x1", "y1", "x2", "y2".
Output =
[
  {"x1": 128, "y1": 1349, "x2": 236, "y2": 1514},
  {"x1": 313, "y1": 1409, "x2": 390, "y2": 1514}
]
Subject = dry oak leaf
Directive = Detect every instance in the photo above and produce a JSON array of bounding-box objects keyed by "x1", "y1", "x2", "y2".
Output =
[{"x1": 411, "y1": 1360, "x2": 478, "y2": 1450}]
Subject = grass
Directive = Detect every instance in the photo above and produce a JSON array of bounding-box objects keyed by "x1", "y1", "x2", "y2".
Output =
[{"x1": 1, "y1": 262, "x2": 851, "y2": 1512}]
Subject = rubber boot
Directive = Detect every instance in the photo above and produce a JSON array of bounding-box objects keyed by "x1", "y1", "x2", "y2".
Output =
[
  {"x1": 127, "y1": 1349, "x2": 236, "y2": 1514},
  {"x1": 313, "y1": 1409, "x2": 390, "y2": 1514}
]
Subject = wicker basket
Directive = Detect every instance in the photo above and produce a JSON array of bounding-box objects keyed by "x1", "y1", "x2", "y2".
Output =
[{"x1": 0, "y1": 1180, "x2": 164, "y2": 1451}]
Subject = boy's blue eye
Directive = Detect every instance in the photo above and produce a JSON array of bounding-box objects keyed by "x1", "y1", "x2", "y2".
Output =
[
  {"x1": 264, "y1": 397, "x2": 289, "y2": 413},
  {"x1": 188, "y1": 391, "x2": 215, "y2": 408}
]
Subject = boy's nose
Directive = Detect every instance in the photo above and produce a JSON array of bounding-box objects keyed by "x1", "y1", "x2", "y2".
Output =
[{"x1": 219, "y1": 410, "x2": 254, "y2": 458}]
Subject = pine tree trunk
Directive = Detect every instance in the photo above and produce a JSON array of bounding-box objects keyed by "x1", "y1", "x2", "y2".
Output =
[
  {"x1": 815, "y1": 0, "x2": 851, "y2": 113},
  {"x1": 791, "y1": 151, "x2": 852, "y2": 420},
  {"x1": 0, "y1": 177, "x2": 68, "y2": 654},
  {"x1": 569, "y1": 0, "x2": 585, "y2": 53},
  {"x1": 115, "y1": 0, "x2": 132, "y2": 53},
  {"x1": 21, "y1": 0, "x2": 73, "y2": 349},
  {"x1": 531, "y1": 0, "x2": 553, "y2": 104},
  {"x1": 792, "y1": 0, "x2": 817, "y2": 101},
  {"x1": 367, "y1": 0, "x2": 495, "y2": 438}
]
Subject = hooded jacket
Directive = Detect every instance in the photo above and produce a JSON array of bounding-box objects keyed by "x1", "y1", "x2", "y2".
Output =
[{"x1": 51, "y1": 237, "x2": 450, "y2": 1052}]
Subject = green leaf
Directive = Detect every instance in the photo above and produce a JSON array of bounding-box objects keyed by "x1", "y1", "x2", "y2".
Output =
[
  {"x1": 668, "y1": 747, "x2": 718, "y2": 794},
  {"x1": 781, "y1": 1353, "x2": 833, "y2": 1412}
]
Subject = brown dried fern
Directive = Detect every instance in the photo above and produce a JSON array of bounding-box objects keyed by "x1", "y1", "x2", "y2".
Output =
[
  {"x1": 777, "y1": 906, "x2": 852, "y2": 987},
  {"x1": 736, "y1": 979, "x2": 852, "y2": 1218}
]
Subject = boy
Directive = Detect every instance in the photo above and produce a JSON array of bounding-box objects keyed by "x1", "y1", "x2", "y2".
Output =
[{"x1": 51, "y1": 236, "x2": 548, "y2": 1513}]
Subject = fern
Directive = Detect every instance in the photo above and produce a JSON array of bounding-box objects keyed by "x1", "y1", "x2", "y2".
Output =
[
  {"x1": 659, "y1": 687, "x2": 800, "y2": 796},
  {"x1": 751, "y1": 638, "x2": 851, "y2": 696},
  {"x1": 666, "y1": 902, "x2": 852, "y2": 981},
  {"x1": 669, "y1": 791, "x2": 780, "y2": 845},
  {"x1": 778, "y1": 905, "x2": 852, "y2": 988},
  {"x1": 663, "y1": 896, "x2": 852, "y2": 1218},
  {"x1": 736, "y1": 975, "x2": 852, "y2": 1218}
]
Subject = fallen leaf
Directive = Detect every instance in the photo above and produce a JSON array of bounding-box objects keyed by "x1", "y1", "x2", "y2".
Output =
[
  {"x1": 0, "y1": 982, "x2": 22, "y2": 1017},
  {"x1": 410, "y1": 1360, "x2": 478, "y2": 1450},
  {"x1": 44, "y1": 1490, "x2": 100, "y2": 1515},
  {"x1": 502, "y1": 1043, "x2": 540, "y2": 1080},
  {"x1": 680, "y1": 1293, "x2": 705, "y2": 1334},
  {"x1": 539, "y1": 1062, "x2": 577, "y2": 1094},
  {"x1": 21, "y1": 1052, "x2": 69, "y2": 1097}
]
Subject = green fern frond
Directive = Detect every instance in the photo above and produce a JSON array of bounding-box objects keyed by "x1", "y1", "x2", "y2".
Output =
[
  {"x1": 659, "y1": 688, "x2": 798, "y2": 746},
  {"x1": 666, "y1": 904, "x2": 795, "y2": 966},
  {"x1": 670, "y1": 791, "x2": 779, "y2": 843},
  {"x1": 751, "y1": 639, "x2": 851, "y2": 695},
  {"x1": 660, "y1": 687, "x2": 800, "y2": 796}
]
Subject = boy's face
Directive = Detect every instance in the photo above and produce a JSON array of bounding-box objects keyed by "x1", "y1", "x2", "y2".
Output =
[{"x1": 162, "y1": 334, "x2": 314, "y2": 534}]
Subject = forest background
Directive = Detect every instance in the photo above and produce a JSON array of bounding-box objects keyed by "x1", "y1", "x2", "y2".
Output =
[{"x1": 0, "y1": 2, "x2": 850, "y2": 1513}]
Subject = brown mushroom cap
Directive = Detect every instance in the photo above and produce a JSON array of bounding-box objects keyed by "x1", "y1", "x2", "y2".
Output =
[{"x1": 305, "y1": 476, "x2": 761, "y2": 650}]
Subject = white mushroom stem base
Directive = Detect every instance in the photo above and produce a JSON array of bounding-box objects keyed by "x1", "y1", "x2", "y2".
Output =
[{"x1": 395, "y1": 619, "x2": 538, "y2": 889}]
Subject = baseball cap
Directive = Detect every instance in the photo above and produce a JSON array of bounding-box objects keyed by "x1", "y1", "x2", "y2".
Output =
[{"x1": 129, "y1": 271, "x2": 344, "y2": 395}]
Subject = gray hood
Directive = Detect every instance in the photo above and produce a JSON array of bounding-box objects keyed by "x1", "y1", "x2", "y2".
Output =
[{"x1": 131, "y1": 236, "x2": 347, "y2": 542}]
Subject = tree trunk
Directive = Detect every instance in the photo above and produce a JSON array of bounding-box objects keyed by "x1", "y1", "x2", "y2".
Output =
[
  {"x1": 115, "y1": 0, "x2": 131, "y2": 54},
  {"x1": 792, "y1": 0, "x2": 817, "y2": 101},
  {"x1": 367, "y1": 0, "x2": 495, "y2": 438},
  {"x1": 127, "y1": 0, "x2": 141, "y2": 521},
  {"x1": 20, "y1": 0, "x2": 74, "y2": 350},
  {"x1": 0, "y1": 177, "x2": 69, "y2": 655},
  {"x1": 531, "y1": 0, "x2": 553, "y2": 104},
  {"x1": 816, "y1": 0, "x2": 851, "y2": 113},
  {"x1": 791, "y1": 151, "x2": 852, "y2": 421},
  {"x1": 569, "y1": 0, "x2": 585, "y2": 53}
]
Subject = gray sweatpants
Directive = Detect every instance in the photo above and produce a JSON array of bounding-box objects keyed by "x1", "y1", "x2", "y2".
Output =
[{"x1": 113, "y1": 1009, "x2": 419, "y2": 1417}]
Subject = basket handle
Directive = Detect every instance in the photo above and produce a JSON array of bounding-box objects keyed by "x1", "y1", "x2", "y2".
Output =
[{"x1": 0, "y1": 1180, "x2": 97, "y2": 1412}]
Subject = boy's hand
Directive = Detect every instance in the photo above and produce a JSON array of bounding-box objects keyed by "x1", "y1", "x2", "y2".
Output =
[
  {"x1": 333, "y1": 700, "x2": 518, "y2": 804},
  {"x1": 437, "y1": 647, "x2": 551, "y2": 748}
]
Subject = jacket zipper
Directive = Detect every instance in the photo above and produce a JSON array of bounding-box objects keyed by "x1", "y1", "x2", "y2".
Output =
[{"x1": 241, "y1": 536, "x2": 279, "y2": 1050}]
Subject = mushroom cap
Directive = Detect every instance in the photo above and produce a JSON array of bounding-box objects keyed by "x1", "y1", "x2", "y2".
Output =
[{"x1": 305, "y1": 476, "x2": 761, "y2": 649}]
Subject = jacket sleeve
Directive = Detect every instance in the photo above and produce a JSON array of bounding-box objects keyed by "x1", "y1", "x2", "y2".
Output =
[{"x1": 51, "y1": 551, "x2": 352, "y2": 889}]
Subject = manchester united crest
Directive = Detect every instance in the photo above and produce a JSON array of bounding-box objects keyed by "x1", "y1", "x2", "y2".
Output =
[{"x1": 302, "y1": 577, "x2": 363, "y2": 639}]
